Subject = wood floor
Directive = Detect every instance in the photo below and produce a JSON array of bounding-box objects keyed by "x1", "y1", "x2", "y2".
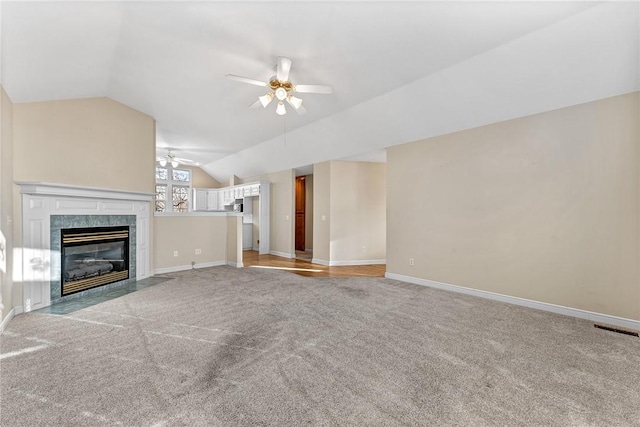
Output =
[{"x1": 242, "y1": 250, "x2": 385, "y2": 278}]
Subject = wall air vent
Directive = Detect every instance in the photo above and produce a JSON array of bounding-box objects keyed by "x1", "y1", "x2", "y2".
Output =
[{"x1": 594, "y1": 324, "x2": 639, "y2": 337}]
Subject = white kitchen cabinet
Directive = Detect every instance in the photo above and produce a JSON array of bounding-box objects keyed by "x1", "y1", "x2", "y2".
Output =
[
  {"x1": 193, "y1": 189, "x2": 208, "y2": 211},
  {"x1": 207, "y1": 190, "x2": 219, "y2": 210}
]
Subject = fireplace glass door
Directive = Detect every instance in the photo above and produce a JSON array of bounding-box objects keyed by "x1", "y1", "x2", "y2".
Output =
[{"x1": 61, "y1": 226, "x2": 129, "y2": 295}]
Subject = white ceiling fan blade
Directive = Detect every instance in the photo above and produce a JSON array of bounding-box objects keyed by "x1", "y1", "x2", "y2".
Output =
[
  {"x1": 174, "y1": 157, "x2": 197, "y2": 164},
  {"x1": 225, "y1": 74, "x2": 267, "y2": 87},
  {"x1": 249, "y1": 99, "x2": 262, "y2": 109},
  {"x1": 294, "y1": 84, "x2": 333, "y2": 94},
  {"x1": 276, "y1": 57, "x2": 292, "y2": 82}
]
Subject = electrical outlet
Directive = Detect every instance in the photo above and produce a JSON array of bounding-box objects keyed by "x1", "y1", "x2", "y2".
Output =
[
  {"x1": 195, "y1": 249, "x2": 202, "y2": 255},
  {"x1": 361, "y1": 246, "x2": 366, "y2": 253},
  {"x1": 321, "y1": 215, "x2": 326, "y2": 221},
  {"x1": 285, "y1": 215, "x2": 289, "y2": 221},
  {"x1": 173, "y1": 251, "x2": 178, "y2": 257},
  {"x1": 409, "y1": 258, "x2": 414, "y2": 266}
]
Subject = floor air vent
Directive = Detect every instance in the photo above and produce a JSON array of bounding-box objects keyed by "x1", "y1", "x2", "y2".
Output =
[{"x1": 594, "y1": 324, "x2": 639, "y2": 337}]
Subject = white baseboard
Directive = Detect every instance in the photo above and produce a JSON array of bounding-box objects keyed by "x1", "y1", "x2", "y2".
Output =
[
  {"x1": 329, "y1": 259, "x2": 386, "y2": 267},
  {"x1": 0, "y1": 308, "x2": 16, "y2": 334},
  {"x1": 154, "y1": 261, "x2": 226, "y2": 275},
  {"x1": 14, "y1": 306, "x2": 23, "y2": 315},
  {"x1": 385, "y1": 272, "x2": 640, "y2": 332},
  {"x1": 305, "y1": 248, "x2": 313, "y2": 253},
  {"x1": 252, "y1": 246, "x2": 259, "y2": 251},
  {"x1": 227, "y1": 261, "x2": 244, "y2": 268},
  {"x1": 311, "y1": 258, "x2": 329, "y2": 266},
  {"x1": 269, "y1": 251, "x2": 295, "y2": 259}
]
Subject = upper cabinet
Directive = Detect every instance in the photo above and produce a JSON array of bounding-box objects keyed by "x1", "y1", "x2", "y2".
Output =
[{"x1": 192, "y1": 182, "x2": 261, "y2": 211}]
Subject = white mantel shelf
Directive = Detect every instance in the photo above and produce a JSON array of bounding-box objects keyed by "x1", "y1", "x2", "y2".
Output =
[{"x1": 17, "y1": 182, "x2": 155, "y2": 201}]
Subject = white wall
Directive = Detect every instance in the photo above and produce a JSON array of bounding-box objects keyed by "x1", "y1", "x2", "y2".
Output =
[{"x1": 0, "y1": 86, "x2": 14, "y2": 328}]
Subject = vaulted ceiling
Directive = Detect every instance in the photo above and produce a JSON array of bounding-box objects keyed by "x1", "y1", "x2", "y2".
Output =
[{"x1": 2, "y1": 2, "x2": 638, "y2": 182}]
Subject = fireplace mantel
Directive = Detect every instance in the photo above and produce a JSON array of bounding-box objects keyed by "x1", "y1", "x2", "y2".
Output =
[
  {"x1": 17, "y1": 182, "x2": 155, "y2": 202},
  {"x1": 17, "y1": 182, "x2": 152, "y2": 313}
]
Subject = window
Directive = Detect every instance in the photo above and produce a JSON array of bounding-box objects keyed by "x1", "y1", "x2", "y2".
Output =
[
  {"x1": 172, "y1": 186, "x2": 189, "y2": 212},
  {"x1": 155, "y1": 166, "x2": 191, "y2": 213},
  {"x1": 156, "y1": 167, "x2": 168, "y2": 181},
  {"x1": 155, "y1": 185, "x2": 167, "y2": 213}
]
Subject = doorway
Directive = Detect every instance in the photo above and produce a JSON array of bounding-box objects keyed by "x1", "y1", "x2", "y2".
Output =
[
  {"x1": 295, "y1": 176, "x2": 306, "y2": 252},
  {"x1": 295, "y1": 175, "x2": 313, "y2": 260}
]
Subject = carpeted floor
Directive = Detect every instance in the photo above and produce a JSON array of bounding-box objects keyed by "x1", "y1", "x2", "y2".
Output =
[{"x1": 1, "y1": 266, "x2": 639, "y2": 426}]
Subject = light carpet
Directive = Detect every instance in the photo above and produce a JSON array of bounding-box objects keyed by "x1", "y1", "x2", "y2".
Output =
[{"x1": 1, "y1": 266, "x2": 639, "y2": 426}]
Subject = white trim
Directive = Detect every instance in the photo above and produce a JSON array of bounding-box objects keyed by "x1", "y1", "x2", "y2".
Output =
[
  {"x1": 311, "y1": 258, "x2": 330, "y2": 266},
  {"x1": 0, "y1": 308, "x2": 16, "y2": 334},
  {"x1": 154, "y1": 261, "x2": 226, "y2": 275},
  {"x1": 14, "y1": 306, "x2": 23, "y2": 315},
  {"x1": 269, "y1": 251, "x2": 295, "y2": 259},
  {"x1": 227, "y1": 261, "x2": 244, "y2": 268},
  {"x1": 17, "y1": 182, "x2": 154, "y2": 201},
  {"x1": 329, "y1": 259, "x2": 386, "y2": 266},
  {"x1": 305, "y1": 248, "x2": 313, "y2": 253},
  {"x1": 385, "y1": 273, "x2": 640, "y2": 332},
  {"x1": 252, "y1": 246, "x2": 259, "y2": 252}
]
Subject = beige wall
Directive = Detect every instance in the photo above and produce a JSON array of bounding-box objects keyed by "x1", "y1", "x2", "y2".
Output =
[
  {"x1": 188, "y1": 166, "x2": 221, "y2": 188},
  {"x1": 226, "y1": 215, "x2": 242, "y2": 266},
  {"x1": 329, "y1": 161, "x2": 386, "y2": 263},
  {"x1": 13, "y1": 97, "x2": 155, "y2": 193},
  {"x1": 387, "y1": 92, "x2": 640, "y2": 320},
  {"x1": 304, "y1": 175, "x2": 314, "y2": 250},
  {"x1": 312, "y1": 162, "x2": 330, "y2": 262},
  {"x1": 0, "y1": 86, "x2": 14, "y2": 326},
  {"x1": 154, "y1": 215, "x2": 227, "y2": 270},
  {"x1": 241, "y1": 169, "x2": 295, "y2": 257}
]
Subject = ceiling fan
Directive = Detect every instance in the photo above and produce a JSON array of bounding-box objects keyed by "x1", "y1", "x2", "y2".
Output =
[
  {"x1": 226, "y1": 57, "x2": 333, "y2": 116},
  {"x1": 156, "y1": 149, "x2": 197, "y2": 168}
]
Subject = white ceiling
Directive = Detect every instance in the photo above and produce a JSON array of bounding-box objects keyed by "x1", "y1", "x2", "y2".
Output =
[{"x1": 2, "y1": 1, "x2": 638, "y2": 182}]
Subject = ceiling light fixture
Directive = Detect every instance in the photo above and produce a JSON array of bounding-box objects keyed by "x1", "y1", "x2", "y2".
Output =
[
  {"x1": 259, "y1": 92, "x2": 274, "y2": 107},
  {"x1": 287, "y1": 95, "x2": 303, "y2": 110},
  {"x1": 275, "y1": 87, "x2": 287, "y2": 101},
  {"x1": 157, "y1": 150, "x2": 187, "y2": 168},
  {"x1": 227, "y1": 57, "x2": 332, "y2": 117}
]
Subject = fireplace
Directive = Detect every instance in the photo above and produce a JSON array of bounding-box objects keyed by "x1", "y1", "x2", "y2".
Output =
[{"x1": 61, "y1": 226, "x2": 130, "y2": 296}]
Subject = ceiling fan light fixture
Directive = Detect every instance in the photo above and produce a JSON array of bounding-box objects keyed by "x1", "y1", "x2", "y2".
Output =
[
  {"x1": 171, "y1": 160, "x2": 179, "y2": 168},
  {"x1": 275, "y1": 87, "x2": 287, "y2": 101},
  {"x1": 287, "y1": 95, "x2": 303, "y2": 110},
  {"x1": 159, "y1": 159, "x2": 167, "y2": 167},
  {"x1": 276, "y1": 101, "x2": 287, "y2": 115},
  {"x1": 259, "y1": 93, "x2": 274, "y2": 108}
]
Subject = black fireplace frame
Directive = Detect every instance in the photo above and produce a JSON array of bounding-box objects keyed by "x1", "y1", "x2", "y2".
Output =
[{"x1": 60, "y1": 225, "x2": 130, "y2": 296}]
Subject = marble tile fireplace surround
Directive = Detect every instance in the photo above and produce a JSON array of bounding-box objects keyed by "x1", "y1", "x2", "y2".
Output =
[{"x1": 17, "y1": 183, "x2": 153, "y2": 312}]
